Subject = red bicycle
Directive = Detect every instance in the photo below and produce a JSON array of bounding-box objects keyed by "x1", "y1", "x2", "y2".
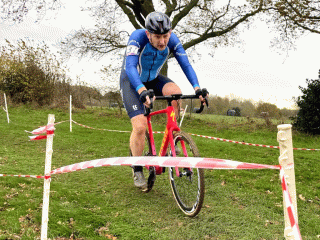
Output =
[{"x1": 139, "y1": 92, "x2": 207, "y2": 217}]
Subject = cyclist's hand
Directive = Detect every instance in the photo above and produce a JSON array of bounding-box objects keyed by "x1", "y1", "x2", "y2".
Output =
[
  {"x1": 195, "y1": 88, "x2": 209, "y2": 103},
  {"x1": 139, "y1": 89, "x2": 155, "y2": 108}
]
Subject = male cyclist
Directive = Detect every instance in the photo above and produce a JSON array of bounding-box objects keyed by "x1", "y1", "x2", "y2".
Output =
[{"x1": 120, "y1": 11, "x2": 208, "y2": 191}]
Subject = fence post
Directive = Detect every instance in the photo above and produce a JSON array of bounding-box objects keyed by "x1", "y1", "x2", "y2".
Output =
[
  {"x1": 41, "y1": 114, "x2": 55, "y2": 240},
  {"x1": 277, "y1": 124, "x2": 298, "y2": 239},
  {"x1": 3, "y1": 93, "x2": 10, "y2": 123},
  {"x1": 70, "y1": 95, "x2": 72, "y2": 132},
  {"x1": 179, "y1": 105, "x2": 188, "y2": 128}
]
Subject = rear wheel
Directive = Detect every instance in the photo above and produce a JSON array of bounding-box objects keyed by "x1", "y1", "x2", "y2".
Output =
[{"x1": 168, "y1": 131, "x2": 205, "y2": 217}]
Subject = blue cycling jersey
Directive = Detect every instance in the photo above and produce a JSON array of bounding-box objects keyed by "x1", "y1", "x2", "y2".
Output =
[{"x1": 123, "y1": 29, "x2": 200, "y2": 92}]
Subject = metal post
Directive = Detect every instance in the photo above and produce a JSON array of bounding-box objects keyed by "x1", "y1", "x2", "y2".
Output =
[
  {"x1": 277, "y1": 124, "x2": 298, "y2": 239},
  {"x1": 3, "y1": 93, "x2": 10, "y2": 123},
  {"x1": 41, "y1": 114, "x2": 55, "y2": 240},
  {"x1": 70, "y1": 95, "x2": 72, "y2": 132},
  {"x1": 179, "y1": 105, "x2": 188, "y2": 128},
  {"x1": 190, "y1": 99, "x2": 193, "y2": 118}
]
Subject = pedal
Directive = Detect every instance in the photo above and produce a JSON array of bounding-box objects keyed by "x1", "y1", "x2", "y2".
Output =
[
  {"x1": 179, "y1": 168, "x2": 192, "y2": 178},
  {"x1": 146, "y1": 167, "x2": 156, "y2": 192}
]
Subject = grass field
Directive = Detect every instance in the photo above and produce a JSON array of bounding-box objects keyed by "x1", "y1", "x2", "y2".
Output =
[{"x1": 0, "y1": 106, "x2": 319, "y2": 239}]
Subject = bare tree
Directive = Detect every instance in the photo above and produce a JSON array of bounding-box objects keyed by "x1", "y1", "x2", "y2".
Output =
[
  {"x1": 0, "y1": 0, "x2": 62, "y2": 22},
  {"x1": 2, "y1": 0, "x2": 320, "y2": 72},
  {"x1": 56, "y1": 0, "x2": 320, "y2": 59}
]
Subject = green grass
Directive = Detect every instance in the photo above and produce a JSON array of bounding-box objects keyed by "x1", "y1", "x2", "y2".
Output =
[{"x1": 1, "y1": 106, "x2": 320, "y2": 239}]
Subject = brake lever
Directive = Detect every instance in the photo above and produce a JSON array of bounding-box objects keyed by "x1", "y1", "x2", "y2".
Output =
[
  {"x1": 195, "y1": 98, "x2": 209, "y2": 114},
  {"x1": 143, "y1": 98, "x2": 154, "y2": 116}
]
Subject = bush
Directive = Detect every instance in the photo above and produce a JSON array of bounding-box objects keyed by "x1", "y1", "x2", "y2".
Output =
[
  {"x1": 0, "y1": 40, "x2": 64, "y2": 106},
  {"x1": 293, "y1": 78, "x2": 320, "y2": 135}
]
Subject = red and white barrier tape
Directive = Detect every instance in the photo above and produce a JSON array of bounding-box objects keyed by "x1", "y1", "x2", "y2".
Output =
[
  {"x1": 69, "y1": 119, "x2": 320, "y2": 151},
  {"x1": 26, "y1": 124, "x2": 55, "y2": 141},
  {"x1": 29, "y1": 124, "x2": 54, "y2": 135},
  {"x1": 0, "y1": 157, "x2": 279, "y2": 180},
  {"x1": 1, "y1": 156, "x2": 301, "y2": 237},
  {"x1": 29, "y1": 135, "x2": 49, "y2": 141},
  {"x1": 189, "y1": 133, "x2": 320, "y2": 151},
  {"x1": 280, "y1": 168, "x2": 302, "y2": 239},
  {"x1": 72, "y1": 120, "x2": 131, "y2": 133},
  {"x1": 72, "y1": 120, "x2": 163, "y2": 134},
  {"x1": 49, "y1": 156, "x2": 280, "y2": 175},
  {"x1": 49, "y1": 157, "x2": 300, "y2": 237},
  {"x1": 189, "y1": 133, "x2": 279, "y2": 149},
  {"x1": 292, "y1": 147, "x2": 319, "y2": 151},
  {"x1": 47, "y1": 119, "x2": 316, "y2": 151},
  {"x1": 0, "y1": 173, "x2": 48, "y2": 179},
  {"x1": 54, "y1": 120, "x2": 69, "y2": 125},
  {"x1": 49, "y1": 156, "x2": 304, "y2": 238}
]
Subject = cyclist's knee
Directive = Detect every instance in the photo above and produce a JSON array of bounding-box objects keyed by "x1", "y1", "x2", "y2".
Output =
[
  {"x1": 131, "y1": 115, "x2": 147, "y2": 135},
  {"x1": 162, "y1": 82, "x2": 182, "y2": 96},
  {"x1": 133, "y1": 124, "x2": 147, "y2": 136}
]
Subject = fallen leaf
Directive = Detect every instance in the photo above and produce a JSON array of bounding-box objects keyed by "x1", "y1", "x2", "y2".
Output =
[
  {"x1": 299, "y1": 194, "x2": 306, "y2": 201},
  {"x1": 96, "y1": 223, "x2": 118, "y2": 239}
]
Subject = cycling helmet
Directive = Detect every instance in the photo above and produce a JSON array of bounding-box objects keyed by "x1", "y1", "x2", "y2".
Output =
[{"x1": 145, "y1": 12, "x2": 172, "y2": 34}]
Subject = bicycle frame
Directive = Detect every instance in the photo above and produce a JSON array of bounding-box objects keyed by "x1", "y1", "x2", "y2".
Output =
[
  {"x1": 146, "y1": 104, "x2": 188, "y2": 176},
  {"x1": 139, "y1": 93, "x2": 207, "y2": 216}
]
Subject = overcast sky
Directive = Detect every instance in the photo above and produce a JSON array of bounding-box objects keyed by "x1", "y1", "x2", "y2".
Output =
[{"x1": 1, "y1": 1, "x2": 320, "y2": 109}]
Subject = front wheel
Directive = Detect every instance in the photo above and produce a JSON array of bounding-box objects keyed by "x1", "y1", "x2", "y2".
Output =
[{"x1": 168, "y1": 131, "x2": 205, "y2": 217}]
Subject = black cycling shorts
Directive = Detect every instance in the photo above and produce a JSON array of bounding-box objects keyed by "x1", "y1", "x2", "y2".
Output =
[{"x1": 120, "y1": 71, "x2": 173, "y2": 119}]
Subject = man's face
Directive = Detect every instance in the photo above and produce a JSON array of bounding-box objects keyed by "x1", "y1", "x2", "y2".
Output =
[{"x1": 146, "y1": 30, "x2": 172, "y2": 51}]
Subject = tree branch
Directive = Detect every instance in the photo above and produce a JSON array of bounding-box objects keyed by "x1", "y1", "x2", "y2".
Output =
[
  {"x1": 182, "y1": 0, "x2": 265, "y2": 51},
  {"x1": 115, "y1": 0, "x2": 143, "y2": 29},
  {"x1": 172, "y1": 0, "x2": 200, "y2": 29},
  {"x1": 291, "y1": 18, "x2": 320, "y2": 34},
  {"x1": 162, "y1": 0, "x2": 177, "y2": 16}
]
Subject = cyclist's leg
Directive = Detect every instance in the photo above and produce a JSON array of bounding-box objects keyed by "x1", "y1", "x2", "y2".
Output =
[
  {"x1": 144, "y1": 74, "x2": 182, "y2": 115},
  {"x1": 158, "y1": 75, "x2": 182, "y2": 116},
  {"x1": 120, "y1": 70, "x2": 147, "y2": 189},
  {"x1": 130, "y1": 115, "x2": 148, "y2": 158},
  {"x1": 131, "y1": 115, "x2": 152, "y2": 190},
  {"x1": 120, "y1": 70, "x2": 146, "y2": 161},
  {"x1": 120, "y1": 70, "x2": 144, "y2": 118}
]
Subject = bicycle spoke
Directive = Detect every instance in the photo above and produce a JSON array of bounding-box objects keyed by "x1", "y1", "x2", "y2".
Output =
[{"x1": 169, "y1": 131, "x2": 205, "y2": 217}]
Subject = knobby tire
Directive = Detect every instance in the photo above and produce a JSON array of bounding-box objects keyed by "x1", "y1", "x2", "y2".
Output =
[{"x1": 168, "y1": 131, "x2": 205, "y2": 217}]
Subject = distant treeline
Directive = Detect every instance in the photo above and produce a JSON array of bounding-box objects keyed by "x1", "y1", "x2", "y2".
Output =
[
  {"x1": 0, "y1": 40, "x2": 298, "y2": 119},
  {"x1": 181, "y1": 96, "x2": 298, "y2": 119}
]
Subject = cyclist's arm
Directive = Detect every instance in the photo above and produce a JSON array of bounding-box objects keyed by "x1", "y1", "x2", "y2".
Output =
[
  {"x1": 170, "y1": 33, "x2": 200, "y2": 91},
  {"x1": 126, "y1": 54, "x2": 145, "y2": 92},
  {"x1": 125, "y1": 47, "x2": 152, "y2": 106},
  {"x1": 125, "y1": 30, "x2": 148, "y2": 93}
]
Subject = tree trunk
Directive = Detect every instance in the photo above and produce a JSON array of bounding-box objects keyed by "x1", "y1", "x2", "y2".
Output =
[{"x1": 160, "y1": 61, "x2": 168, "y2": 77}]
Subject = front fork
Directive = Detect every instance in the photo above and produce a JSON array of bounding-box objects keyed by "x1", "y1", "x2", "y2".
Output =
[{"x1": 170, "y1": 133, "x2": 192, "y2": 178}]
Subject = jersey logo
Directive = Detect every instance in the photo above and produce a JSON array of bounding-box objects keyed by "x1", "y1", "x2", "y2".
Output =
[{"x1": 126, "y1": 45, "x2": 139, "y2": 56}]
